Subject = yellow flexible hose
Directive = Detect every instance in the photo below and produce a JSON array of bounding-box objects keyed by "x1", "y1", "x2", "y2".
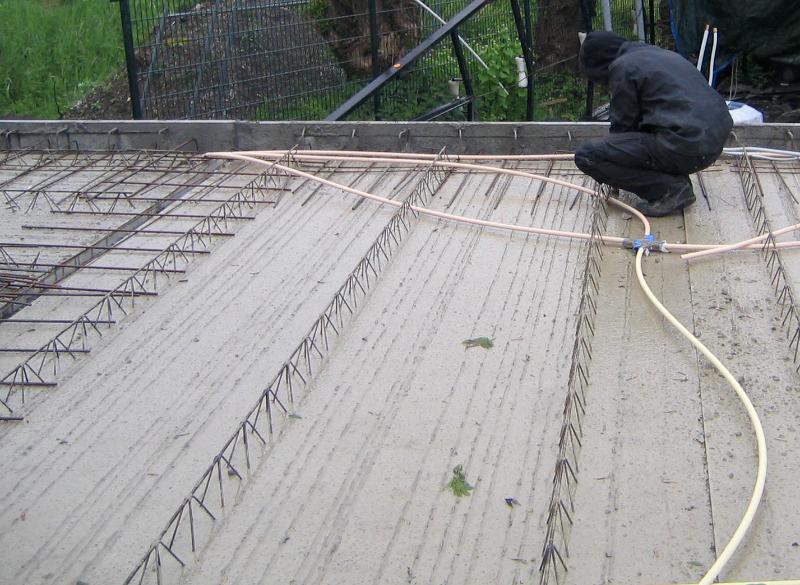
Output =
[{"x1": 634, "y1": 247, "x2": 767, "y2": 585}]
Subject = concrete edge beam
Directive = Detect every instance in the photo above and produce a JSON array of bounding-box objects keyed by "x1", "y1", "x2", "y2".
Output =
[{"x1": 1, "y1": 120, "x2": 799, "y2": 154}]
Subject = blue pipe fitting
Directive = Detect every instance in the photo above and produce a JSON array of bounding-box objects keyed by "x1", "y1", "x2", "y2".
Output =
[{"x1": 623, "y1": 234, "x2": 664, "y2": 254}]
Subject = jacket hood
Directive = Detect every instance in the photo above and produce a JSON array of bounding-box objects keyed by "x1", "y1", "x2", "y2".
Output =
[{"x1": 580, "y1": 31, "x2": 627, "y2": 83}]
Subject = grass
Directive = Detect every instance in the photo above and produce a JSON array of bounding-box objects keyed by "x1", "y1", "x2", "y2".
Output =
[{"x1": 0, "y1": 0, "x2": 124, "y2": 119}]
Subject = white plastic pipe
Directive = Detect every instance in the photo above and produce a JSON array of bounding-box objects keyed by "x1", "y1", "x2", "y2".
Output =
[
  {"x1": 708, "y1": 27, "x2": 719, "y2": 86},
  {"x1": 226, "y1": 150, "x2": 800, "y2": 255},
  {"x1": 723, "y1": 147, "x2": 800, "y2": 161},
  {"x1": 209, "y1": 150, "x2": 652, "y2": 234},
  {"x1": 697, "y1": 24, "x2": 710, "y2": 71},
  {"x1": 674, "y1": 581, "x2": 800, "y2": 585},
  {"x1": 242, "y1": 149, "x2": 577, "y2": 162},
  {"x1": 601, "y1": 0, "x2": 613, "y2": 31},
  {"x1": 634, "y1": 0, "x2": 646, "y2": 41},
  {"x1": 682, "y1": 222, "x2": 800, "y2": 260},
  {"x1": 206, "y1": 150, "x2": 653, "y2": 243},
  {"x1": 248, "y1": 147, "x2": 800, "y2": 163}
]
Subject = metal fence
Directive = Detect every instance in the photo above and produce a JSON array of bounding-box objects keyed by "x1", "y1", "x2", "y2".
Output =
[{"x1": 117, "y1": 0, "x2": 666, "y2": 122}]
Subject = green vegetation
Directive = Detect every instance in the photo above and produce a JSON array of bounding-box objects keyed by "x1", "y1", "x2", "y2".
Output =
[
  {"x1": 0, "y1": 0, "x2": 591, "y2": 121},
  {"x1": 462, "y1": 336, "x2": 494, "y2": 350},
  {"x1": 0, "y1": 0, "x2": 123, "y2": 118},
  {"x1": 469, "y1": 33, "x2": 587, "y2": 122},
  {"x1": 448, "y1": 464, "x2": 474, "y2": 497},
  {"x1": 305, "y1": 0, "x2": 332, "y2": 35}
]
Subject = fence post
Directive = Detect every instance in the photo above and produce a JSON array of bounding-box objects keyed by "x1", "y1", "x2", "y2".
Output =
[
  {"x1": 368, "y1": 0, "x2": 381, "y2": 119},
  {"x1": 523, "y1": 0, "x2": 533, "y2": 121},
  {"x1": 115, "y1": 0, "x2": 143, "y2": 119},
  {"x1": 580, "y1": 0, "x2": 595, "y2": 119},
  {"x1": 634, "y1": 0, "x2": 646, "y2": 41},
  {"x1": 600, "y1": 0, "x2": 612, "y2": 31},
  {"x1": 509, "y1": 0, "x2": 534, "y2": 121},
  {"x1": 450, "y1": 29, "x2": 476, "y2": 121}
]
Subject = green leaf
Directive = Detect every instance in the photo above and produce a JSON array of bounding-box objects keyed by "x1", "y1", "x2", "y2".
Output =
[
  {"x1": 462, "y1": 337, "x2": 494, "y2": 350},
  {"x1": 448, "y1": 464, "x2": 474, "y2": 497}
]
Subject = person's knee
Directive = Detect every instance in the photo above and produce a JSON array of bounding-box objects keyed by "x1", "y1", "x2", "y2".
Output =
[{"x1": 574, "y1": 143, "x2": 597, "y2": 174}]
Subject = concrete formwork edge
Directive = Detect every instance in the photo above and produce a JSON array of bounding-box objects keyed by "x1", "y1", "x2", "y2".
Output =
[{"x1": 1, "y1": 120, "x2": 799, "y2": 154}]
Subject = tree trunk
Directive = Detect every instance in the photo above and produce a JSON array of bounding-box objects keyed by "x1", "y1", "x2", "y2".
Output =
[
  {"x1": 658, "y1": 0, "x2": 675, "y2": 49},
  {"x1": 323, "y1": 0, "x2": 420, "y2": 77},
  {"x1": 534, "y1": 0, "x2": 585, "y2": 68}
]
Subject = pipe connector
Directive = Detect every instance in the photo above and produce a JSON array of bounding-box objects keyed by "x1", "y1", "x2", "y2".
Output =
[{"x1": 622, "y1": 234, "x2": 666, "y2": 254}]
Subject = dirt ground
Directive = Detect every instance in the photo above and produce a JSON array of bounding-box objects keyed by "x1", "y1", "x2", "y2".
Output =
[
  {"x1": 65, "y1": 70, "x2": 134, "y2": 120},
  {"x1": 64, "y1": 74, "x2": 800, "y2": 123}
]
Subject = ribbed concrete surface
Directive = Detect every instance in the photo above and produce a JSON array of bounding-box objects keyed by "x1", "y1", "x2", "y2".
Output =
[
  {"x1": 2, "y1": 152, "x2": 800, "y2": 585},
  {"x1": 568, "y1": 159, "x2": 800, "y2": 585},
  {"x1": 0, "y1": 156, "x2": 420, "y2": 584},
  {"x1": 180, "y1": 164, "x2": 594, "y2": 585}
]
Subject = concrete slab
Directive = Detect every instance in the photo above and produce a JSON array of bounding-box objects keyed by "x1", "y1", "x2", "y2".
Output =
[
  {"x1": 178, "y1": 165, "x2": 595, "y2": 585},
  {"x1": 0, "y1": 159, "x2": 419, "y2": 583},
  {"x1": 1, "y1": 142, "x2": 799, "y2": 585}
]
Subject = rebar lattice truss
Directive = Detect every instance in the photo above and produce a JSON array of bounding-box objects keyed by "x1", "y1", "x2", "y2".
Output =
[
  {"x1": 1, "y1": 147, "x2": 195, "y2": 175},
  {"x1": 2, "y1": 147, "x2": 201, "y2": 213},
  {"x1": 736, "y1": 151, "x2": 800, "y2": 371},
  {"x1": 539, "y1": 186, "x2": 608, "y2": 585},
  {"x1": 0, "y1": 155, "x2": 289, "y2": 415},
  {"x1": 0, "y1": 136, "x2": 61, "y2": 167},
  {"x1": 123, "y1": 151, "x2": 452, "y2": 585}
]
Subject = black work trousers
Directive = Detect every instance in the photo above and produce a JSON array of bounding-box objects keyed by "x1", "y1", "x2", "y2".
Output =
[{"x1": 574, "y1": 132, "x2": 720, "y2": 202}]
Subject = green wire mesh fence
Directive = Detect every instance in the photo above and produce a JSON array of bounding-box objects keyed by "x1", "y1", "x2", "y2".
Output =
[{"x1": 117, "y1": 0, "x2": 665, "y2": 122}]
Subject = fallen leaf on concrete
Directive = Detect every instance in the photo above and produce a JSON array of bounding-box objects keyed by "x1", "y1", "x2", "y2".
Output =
[
  {"x1": 448, "y1": 464, "x2": 473, "y2": 497},
  {"x1": 462, "y1": 337, "x2": 494, "y2": 350}
]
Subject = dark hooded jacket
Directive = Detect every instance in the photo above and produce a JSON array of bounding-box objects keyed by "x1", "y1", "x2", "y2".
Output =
[{"x1": 580, "y1": 32, "x2": 733, "y2": 156}]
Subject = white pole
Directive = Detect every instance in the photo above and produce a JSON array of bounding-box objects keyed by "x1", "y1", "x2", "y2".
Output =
[
  {"x1": 634, "y1": 0, "x2": 646, "y2": 41},
  {"x1": 708, "y1": 27, "x2": 718, "y2": 86},
  {"x1": 601, "y1": 0, "x2": 613, "y2": 31},
  {"x1": 697, "y1": 24, "x2": 710, "y2": 71}
]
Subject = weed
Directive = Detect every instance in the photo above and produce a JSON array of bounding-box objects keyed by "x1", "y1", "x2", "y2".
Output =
[
  {"x1": 462, "y1": 337, "x2": 494, "y2": 350},
  {"x1": 448, "y1": 464, "x2": 474, "y2": 497}
]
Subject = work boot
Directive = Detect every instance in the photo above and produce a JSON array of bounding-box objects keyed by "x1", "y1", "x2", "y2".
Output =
[
  {"x1": 611, "y1": 189, "x2": 645, "y2": 207},
  {"x1": 634, "y1": 183, "x2": 695, "y2": 217}
]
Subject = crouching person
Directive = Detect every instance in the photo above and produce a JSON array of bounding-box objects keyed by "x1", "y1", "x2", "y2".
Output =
[{"x1": 575, "y1": 32, "x2": 733, "y2": 217}]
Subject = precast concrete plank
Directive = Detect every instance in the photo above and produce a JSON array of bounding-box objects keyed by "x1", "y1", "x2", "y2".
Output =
[
  {"x1": 0, "y1": 163, "x2": 410, "y2": 584},
  {"x1": 567, "y1": 210, "x2": 715, "y2": 585},
  {"x1": 178, "y1": 165, "x2": 596, "y2": 585},
  {"x1": 683, "y1": 162, "x2": 800, "y2": 581}
]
